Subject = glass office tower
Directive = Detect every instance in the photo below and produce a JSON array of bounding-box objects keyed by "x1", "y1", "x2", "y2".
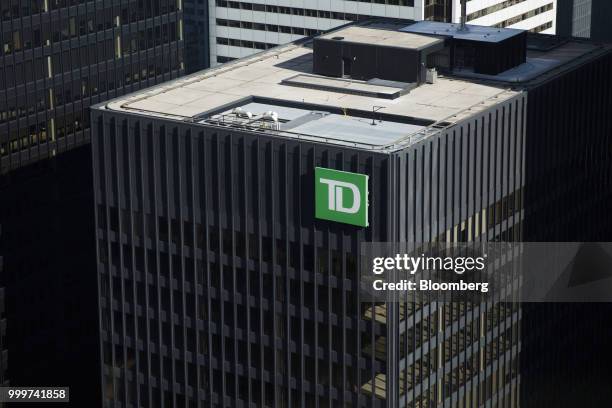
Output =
[
  {"x1": 0, "y1": 0, "x2": 185, "y2": 174},
  {"x1": 0, "y1": 1, "x2": 186, "y2": 404},
  {"x1": 91, "y1": 15, "x2": 611, "y2": 408},
  {"x1": 89, "y1": 19, "x2": 549, "y2": 407}
]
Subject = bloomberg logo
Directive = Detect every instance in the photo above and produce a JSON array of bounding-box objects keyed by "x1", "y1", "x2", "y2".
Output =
[{"x1": 315, "y1": 167, "x2": 369, "y2": 227}]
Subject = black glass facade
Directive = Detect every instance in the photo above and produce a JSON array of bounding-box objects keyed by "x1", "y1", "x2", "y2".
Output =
[
  {"x1": 91, "y1": 78, "x2": 525, "y2": 407},
  {"x1": 0, "y1": 0, "x2": 185, "y2": 174},
  {"x1": 184, "y1": 0, "x2": 210, "y2": 73},
  {"x1": 0, "y1": 147, "x2": 99, "y2": 404}
]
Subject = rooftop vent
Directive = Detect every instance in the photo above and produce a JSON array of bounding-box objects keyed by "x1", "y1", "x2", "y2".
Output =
[
  {"x1": 232, "y1": 107, "x2": 253, "y2": 119},
  {"x1": 460, "y1": 0, "x2": 468, "y2": 31}
]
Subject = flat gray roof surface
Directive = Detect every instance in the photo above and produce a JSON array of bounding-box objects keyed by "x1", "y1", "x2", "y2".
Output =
[
  {"x1": 290, "y1": 114, "x2": 425, "y2": 146},
  {"x1": 320, "y1": 25, "x2": 443, "y2": 50},
  {"x1": 401, "y1": 21, "x2": 524, "y2": 43},
  {"x1": 98, "y1": 19, "x2": 610, "y2": 149},
  {"x1": 208, "y1": 101, "x2": 426, "y2": 147},
  {"x1": 103, "y1": 39, "x2": 517, "y2": 149}
]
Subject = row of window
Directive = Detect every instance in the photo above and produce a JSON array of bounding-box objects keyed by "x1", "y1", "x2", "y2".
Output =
[
  {"x1": 0, "y1": 63, "x2": 183, "y2": 158},
  {"x1": 119, "y1": 22, "x2": 180, "y2": 57},
  {"x1": 103, "y1": 359, "x2": 356, "y2": 408},
  {"x1": 216, "y1": 0, "x2": 404, "y2": 21},
  {"x1": 431, "y1": 188, "x2": 523, "y2": 244},
  {"x1": 216, "y1": 18, "x2": 318, "y2": 36},
  {"x1": 494, "y1": 3, "x2": 554, "y2": 29},
  {"x1": 1, "y1": 0, "x2": 179, "y2": 22},
  {"x1": 1, "y1": 10, "x2": 181, "y2": 57},
  {"x1": 0, "y1": 112, "x2": 85, "y2": 158},
  {"x1": 216, "y1": 36, "x2": 280, "y2": 50},
  {"x1": 101, "y1": 300, "x2": 517, "y2": 406},
  {"x1": 216, "y1": 55, "x2": 237, "y2": 64},
  {"x1": 217, "y1": 0, "x2": 414, "y2": 12},
  {"x1": 530, "y1": 20, "x2": 553, "y2": 33},
  {"x1": 0, "y1": 51, "x2": 181, "y2": 123},
  {"x1": 467, "y1": 0, "x2": 529, "y2": 22}
]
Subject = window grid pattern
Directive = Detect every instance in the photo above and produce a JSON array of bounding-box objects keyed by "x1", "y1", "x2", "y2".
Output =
[
  {"x1": 92, "y1": 90, "x2": 526, "y2": 407},
  {"x1": 0, "y1": 0, "x2": 185, "y2": 174}
]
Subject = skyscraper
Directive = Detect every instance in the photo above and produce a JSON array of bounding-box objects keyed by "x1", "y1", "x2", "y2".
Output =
[
  {"x1": 209, "y1": 0, "x2": 557, "y2": 65},
  {"x1": 90, "y1": 18, "x2": 612, "y2": 407},
  {"x1": 0, "y1": 0, "x2": 185, "y2": 174},
  {"x1": 0, "y1": 2, "x2": 188, "y2": 401}
]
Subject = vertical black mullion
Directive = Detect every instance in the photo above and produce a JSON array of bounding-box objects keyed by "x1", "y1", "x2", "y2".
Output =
[
  {"x1": 126, "y1": 119, "x2": 139, "y2": 408},
  {"x1": 242, "y1": 136, "x2": 251, "y2": 407},
  {"x1": 340, "y1": 153, "x2": 348, "y2": 408},
  {"x1": 326, "y1": 154, "x2": 332, "y2": 408},
  {"x1": 283, "y1": 143, "x2": 290, "y2": 408},
  {"x1": 270, "y1": 140, "x2": 278, "y2": 408},
  {"x1": 164, "y1": 128, "x2": 176, "y2": 407},
  {"x1": 479, "y1": 117, "x2": 485, "y2": 244},
  {"x1": 188, "y1": 130, "x2": 200, "y2": 408},
  {"x1": 91, "y1": 115, "x2": 104, "y2": 406},
  {"x1": 189, "y1": 131, "x2": 202, "y2": 408},
  {"x1": 103, "y1": 115, "x2": 116, "y2": 405},
  {"x1": 214, "y1": 133, "x2": 225, "y2": 405},
  {"x1": 298, "y1": 143, "x2": 305, "y2": 408},
  {"x1": 112, "y1": 118, "x2": 128, "y2": 406},
  {"x1": 256, "y1": 137, "x2": 264, "y2": 408},
  {"x1": 152, "y1": 124, "x2": 164, "y2": 408},
  {"x1": 177, "y1": 127, "x2": 188, "y2": 408},
  {"x1": 229, "y1": 133, "x2": 239, "y2": 407},
  {"x1": 200, "y1": 131, "x2": 214, "y2": 408},
  {"x1": 139, "y1": 121, "x2": 153, "y2": 408}
]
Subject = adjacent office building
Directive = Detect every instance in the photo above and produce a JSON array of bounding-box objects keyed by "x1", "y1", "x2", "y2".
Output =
[
  {"x1": 91, "y1": 18, "x2": 611, "y2": 407},
  {"x1": 210, "y1": 0, "x2": 556, "y2": 65},
  {"x1": 556, "y1": 0, "x2": 612, "y2": 41},
  {"x1": 0, "y1": 0, "x2": 185, "y2": 174},
  {"x1": 0, "y1": 0, "x2": 187, "y2": 404},
  {"x1": 185, "y1": 0, "x2": 212, "y2": 73}
]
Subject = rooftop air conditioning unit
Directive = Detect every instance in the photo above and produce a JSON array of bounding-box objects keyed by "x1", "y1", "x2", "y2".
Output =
[
  {"x1": 262, "y1": 111, "x2": 279, "y2": 122},
  {"x1": 232, "y1": 107, "x2": 253, "y2": 119}
]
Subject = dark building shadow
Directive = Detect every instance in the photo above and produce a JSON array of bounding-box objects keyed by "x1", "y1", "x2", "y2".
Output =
[
  {"x1": 520, "y1": 48, "x2": 612, "y2": 407},
  {"x1": 0, "y1": 146, "x2": 100, "y2": 407}
]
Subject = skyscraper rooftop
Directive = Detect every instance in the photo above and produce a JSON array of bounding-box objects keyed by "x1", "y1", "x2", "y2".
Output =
[{"x1": 98, "y1": 19, "x2": 607, "y2": 152}]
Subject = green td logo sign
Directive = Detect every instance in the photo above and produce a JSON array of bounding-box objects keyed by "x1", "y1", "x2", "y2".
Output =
[{"x1": 315, "y1": 167, "x2": 369, "y2": 227}]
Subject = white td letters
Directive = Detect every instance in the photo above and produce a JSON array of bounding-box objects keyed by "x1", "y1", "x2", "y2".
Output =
[{"x1": 319, "y1": 178, "x2": 361, "y2": 214}]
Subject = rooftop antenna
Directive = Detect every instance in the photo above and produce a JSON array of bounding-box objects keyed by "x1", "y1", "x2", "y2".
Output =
[
  {"x1": 459, "y1": 0, "x2": 468, "y2": 31},
  {"x1": 371, "y1": 106, "x2": 385, "y2": 126}
]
